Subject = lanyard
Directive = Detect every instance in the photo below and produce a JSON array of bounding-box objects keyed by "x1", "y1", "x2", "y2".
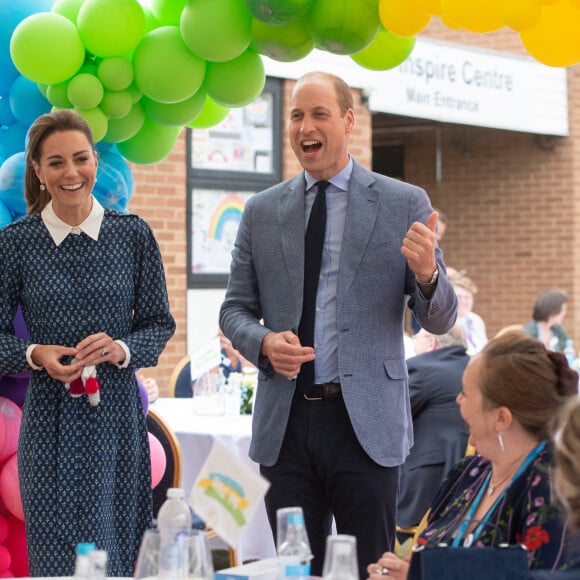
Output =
[{"x1": 451, "y1": 440, "x2": 547, "y2": 548}]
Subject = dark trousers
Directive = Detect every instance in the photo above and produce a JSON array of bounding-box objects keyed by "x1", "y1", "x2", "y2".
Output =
[{"x1": 260, "y1": 393, "x2": 400, "y2": 579}]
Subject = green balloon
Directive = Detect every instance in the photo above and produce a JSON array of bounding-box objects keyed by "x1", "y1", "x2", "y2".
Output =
[
  {"x1": 47, "y1": 81, "x2": 73, "y2": 108},
  {"x1": 77, "y1": 107, "x2": 108, "y2": 143},
  {"x1": 77, "y1": 0, "x2": 146, "y2": 58},
  {"x1": 67, "y1": 73, "x2": 104, "y2": 110},
  {"x1": 37, "y1": 84, "x2": 48, "y2": 97},
  {"x1": 51, "y1": 0, "x2": 85, "y2": 23},
  {"x1": 10, "y1": 13, "x2": 85, "y2": 85},
  {"x1": 181, "y1": 0, "x2": 253, "y2": 62},
  {"x1": 245, "y1": 0, "x2": 313, "y2": 26},
  {"x1": 187, "y1": 95, "x2": 230, "y2": 129},
  {"x1": 205, "y1": 49, "x2": 265, "y2": 107},
  {"x1": 251, "y1": 17, "x2": 314, "y2": 62},
  {"x1": 150, "y1": 0, "x2": 188, "y2": 25},
  {"x1": 351, "y1": 29, "x2": 416, "y2": 71},
  {"x1": 103, "y1": 102, "x2": 145, "y2": 143},
  {"x1": 116, "y1": 117, "x2": 181, "y2": 164},
  {"x1": 133, "y1": 26, "x2": 206, "y2": 104},
  {"x1": 100, "y1": 90, "x2": 133, "y2": 119},
  {"x1": 141, "y1": 91, "x2": 206, "y2": 126},
  {"x1": 98, "y1": 57, "x2": 134, "y2": 91},
  {"x1": 307, "y1": 0, "x2": 380, "y2": 55},
  {"x1": 127, "y1": 84, "x2": 143, "y2": 104}
]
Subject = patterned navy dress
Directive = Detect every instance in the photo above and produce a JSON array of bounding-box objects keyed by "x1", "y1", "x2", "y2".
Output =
[{"x1": 0, "y1": 209, "x2": 175, "y2": 577}]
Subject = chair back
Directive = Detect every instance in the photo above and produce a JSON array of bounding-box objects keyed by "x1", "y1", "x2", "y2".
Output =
[
  {"x1": 169, "y1": 355, "x2": 193, "y2": 398},
  {"x1": 146, "y1": 407, "x2": 183, "y2": 518}
]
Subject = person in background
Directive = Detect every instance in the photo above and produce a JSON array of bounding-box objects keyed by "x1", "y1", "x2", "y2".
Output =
[
  {"x1": 220, "y1": 71, "x2": 457, "y2": 578},
  {"x1": 522, "y1": 289, "x2": 569, "y2": 353},
  {"x1": 137, "y1": 372, "x2": 159, "y2": 403},
  {"x1": 529, "y1": 400, "x2": 580, "y2": 578},
  {"x1": 433, "y1": 208, "x2": 447, "y2": 243},
  {"x1": 368, "y1": 332, "x2": 579, "y2": 579},
  {"x1": 0, "y1": 109, "x2": 175, "y2": 577},
  {"x1": 451, "y1": 272, "x2": 488, "y2": 355},
  {"x1": 398, "y1": 325, "x2": 470, "y2": 532}
]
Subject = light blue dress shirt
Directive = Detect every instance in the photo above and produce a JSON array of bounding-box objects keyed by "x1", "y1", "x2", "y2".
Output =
[{"x1": 304, "y1": 157, "x2": 353, "y2": 384}]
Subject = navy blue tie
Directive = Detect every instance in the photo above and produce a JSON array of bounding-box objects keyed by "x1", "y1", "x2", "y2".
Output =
[{"x1": 296, "y1": 180, "x2": 329, "y2": 394}]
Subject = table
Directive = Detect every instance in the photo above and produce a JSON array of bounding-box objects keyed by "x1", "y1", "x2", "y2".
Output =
[{"x1": 151, "y1": 398, "x2": 276, "y2": 563}]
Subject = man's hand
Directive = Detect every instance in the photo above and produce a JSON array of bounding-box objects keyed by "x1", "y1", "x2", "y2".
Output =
[
  {"x1": 261, "y1": 330, "x2": 315, "y2": 378},
  {"x1": 401, "y1": 210, "x2": 438, "y2": 282}
]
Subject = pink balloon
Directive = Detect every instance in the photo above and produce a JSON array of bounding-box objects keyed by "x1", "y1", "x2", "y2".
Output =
[
  {"x1": 0, "y1": 455, "x2": 23, "y2": 521},
  {"x1": 3, "y1": 516, "x2": 28, "y2": 578},
  {"x1": 0, "y1": 545, "x2": 10, "y2": 574},
  {"x1": 148, "y1": 432, "x2": 166, "y2": 489},
  {"x1": 0, "y1": 515, "x2": 7, "y2": 543},
  {"x1": 0, "y1": 399, "x2": 22, "y2": 464}
]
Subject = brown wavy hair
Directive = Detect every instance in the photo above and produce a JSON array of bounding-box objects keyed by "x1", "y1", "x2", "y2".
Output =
[{"x1": 556, "y1": 400, "x2": 580, "y2": 528}]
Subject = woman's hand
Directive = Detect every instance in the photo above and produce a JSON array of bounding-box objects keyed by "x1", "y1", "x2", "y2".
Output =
[
  {"x1": 31, "y1": 345, "x2": 83, "y2": 383},
  {"x1": 367, "y1": 552, "x2": 410, "y2": 580},
  {"x1": 75, "y1": 332, "x2": 124, "y2": 366}
]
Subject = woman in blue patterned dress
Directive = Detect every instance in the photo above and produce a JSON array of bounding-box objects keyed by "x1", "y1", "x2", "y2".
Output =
[
  {"x1": 0, "y1": 109, "x2": 175, "y2": 576},
  {"x1": 367, "y1": 332, "x2": 579, "y2": 579}
]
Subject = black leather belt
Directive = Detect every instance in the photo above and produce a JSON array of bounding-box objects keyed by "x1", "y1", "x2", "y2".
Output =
[{"x1": 303, "y1": 382, "x2": 342, "y2": 401}]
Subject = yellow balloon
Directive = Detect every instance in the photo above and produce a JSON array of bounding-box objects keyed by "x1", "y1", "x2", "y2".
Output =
[
  {"x1": 441, "y1": 0, "x2": 504, "y2": 32},
  {"x1": 379, "y1": 0, "x2": 432, "y2": 36},
  {"x1": 569, "y1": 0, "x2": 580, "y2": 9},
  {"x1": 520, "y1": 0, "x2": 580, "y2": 66},
  {"x1": 501, "y1": 0, "x2": 542, "y2": 30},
  {"x1": 418, "y1": 0, "x2": 444, "y2": 15}
]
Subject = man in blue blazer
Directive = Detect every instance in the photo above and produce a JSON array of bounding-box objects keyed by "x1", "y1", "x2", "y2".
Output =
[
  {"x1": 220, "y1": 71, "x2": 457, "y2": 577},
  {"x1": 398, "y1": 326, "x2": 470, "y2": 531}
]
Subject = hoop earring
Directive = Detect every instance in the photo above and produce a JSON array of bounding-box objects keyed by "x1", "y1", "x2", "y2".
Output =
[
  {"x1": 40, "y1": 183, "x2": 46, "y2": 191},
  {"x1": 498, "y1": 431, "x2": 505, "y2": 452}
]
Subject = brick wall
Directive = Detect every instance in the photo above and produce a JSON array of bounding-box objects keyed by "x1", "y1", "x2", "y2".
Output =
[{"x1": 128, "y1": 19, "x2": 580, "y2": 388}]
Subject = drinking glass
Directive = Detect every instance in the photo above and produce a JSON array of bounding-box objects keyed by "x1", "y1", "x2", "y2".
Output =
[
  {"x1": 186, "y1": 529, "x2": 214, "y2": 580},
  {"x1": 134, "y1": 529, "x2": 161, "y2": 579},
  {"x1": 276, "y1": 506, "x2": 309, "y2": 552},
  {"x1": 193, "y1": 369, "x2": 225, "y2": 415},
  {"x1": 322, "y1": 535, "x2": 358, "y2": 580}
]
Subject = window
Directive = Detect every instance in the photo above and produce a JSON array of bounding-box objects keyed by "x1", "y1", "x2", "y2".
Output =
[{"x1": 187, "y1": 78, "x2": 282, "y2": 288}]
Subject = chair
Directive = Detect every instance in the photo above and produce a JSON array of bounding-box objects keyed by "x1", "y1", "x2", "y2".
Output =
[
  {"x1": 146, "y1": 407, "x2": 183, "y2": 517},
  {"x1": 145, "y1": 407, "x2": 238, "y2": 568},
  {"x1": 168, "y1": 355, "x2": 193, "y2": 398}
]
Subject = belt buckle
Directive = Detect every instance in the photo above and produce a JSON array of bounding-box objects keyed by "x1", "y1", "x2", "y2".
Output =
[{"x1": 303, "y1": 393, "x2": 323, "y2": 401}]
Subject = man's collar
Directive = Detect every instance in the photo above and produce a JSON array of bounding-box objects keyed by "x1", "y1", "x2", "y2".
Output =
[
  {"x1": 304, "y1": 156, "x2": 354, "y2": 192},
  {"x1": 41, "y1": 197, "x2": 105, "y2": 246}
]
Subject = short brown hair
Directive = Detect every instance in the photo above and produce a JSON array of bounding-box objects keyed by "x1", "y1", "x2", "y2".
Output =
[
  {"x1": 532, "y1": 289, "x2": 568, "y2": 322},
  {"x1": 478, "y1": 331, "x2": 578, "y2": 441},
  {"x1": 292, "y1": 71, "x2": 354, "y2": 116},
  {"x1": 25, "y1": 109, "x2": 95, "y2": 214}
]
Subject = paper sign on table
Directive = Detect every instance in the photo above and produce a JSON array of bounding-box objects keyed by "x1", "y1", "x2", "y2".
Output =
[
  {"x1": 189, "y1": 439, "x2": 270, "y2": 548},
  {"x1": 189, "y1": 336, "x2": 221, "y2": 381}
]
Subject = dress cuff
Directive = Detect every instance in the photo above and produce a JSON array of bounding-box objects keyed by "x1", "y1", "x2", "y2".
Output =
[
  {"x1": 26, "y1": 344, "x2": 44, "y2": 370},
  {"x1": 114, "y1": 340, "x2": 131, "y2": 368}
]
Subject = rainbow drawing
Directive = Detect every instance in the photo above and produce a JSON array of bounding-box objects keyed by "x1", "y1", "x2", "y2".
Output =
[{"x1": 208, "y1": 195, "x2": 246, "y2": 241}]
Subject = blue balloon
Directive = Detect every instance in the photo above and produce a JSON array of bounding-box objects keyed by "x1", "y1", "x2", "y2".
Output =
[
  {"x1": 94, "y1": 153, "x2": 131, "y2": 212},
  {"x1": 0, "y1": 198, "x2": 12, "y2": 229},
  {"x1": 99, "y1": 148, "x2": 134, "y2": 196},
  {"x1": 0, "y1": 151, "x2": 27, "y2": 216},
  {"x1": 0, "y1": 122, "x2": 27, "y2": 160},
  {"x1": 0, "y1": 0, "x2": 54, "y2": 94},
  {"x1": 9, "y1": 75, "x2": 51, "y2": 126},
  {"x1": 0, "y1": 93, "x2": 17, "y2": 126}
]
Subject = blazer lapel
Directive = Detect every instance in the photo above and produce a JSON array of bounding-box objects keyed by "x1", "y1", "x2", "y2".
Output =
[
  {"x1": 337, "y1": 163, "x2": 378, "y2": 304},
  {"x1": 279, "y1": 175, "x2": 307, "y2": 317}
]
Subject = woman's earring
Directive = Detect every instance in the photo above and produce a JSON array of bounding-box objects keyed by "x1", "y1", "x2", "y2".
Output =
[
  {"x1": 498, "y1": 431, "x2": 505, "y2": 452},
  {"x1": 40, "y1": 183, "x2": 46, "y2": 191}
]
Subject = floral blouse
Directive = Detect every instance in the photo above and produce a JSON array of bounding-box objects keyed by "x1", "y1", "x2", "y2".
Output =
[{"x1": 417, "y1": 442, "x2": 580, "y2": 571}]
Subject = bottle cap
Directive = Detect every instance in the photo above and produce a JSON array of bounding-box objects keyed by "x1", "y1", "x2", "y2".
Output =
[
  {"x1": 167, "y1": 487, "x2": 185, "y2": 499},
  {"x1": 76, "y1": 542, "x2": 96, "y2": 555}
]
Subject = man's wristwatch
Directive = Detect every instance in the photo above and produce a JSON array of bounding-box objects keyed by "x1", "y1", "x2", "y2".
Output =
[{"x1": 417, "y1": 266, "x2": 439, "y2": 287}]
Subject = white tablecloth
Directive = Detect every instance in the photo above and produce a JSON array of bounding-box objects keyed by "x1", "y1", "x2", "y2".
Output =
[{"x1": 150, "y1": 398, "x2": 276, "y2": 562}]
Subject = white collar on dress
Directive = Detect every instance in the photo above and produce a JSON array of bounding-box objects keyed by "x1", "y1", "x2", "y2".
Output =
[{"x1": 41, "y1": 196, "x2": 105, "y2": 246}]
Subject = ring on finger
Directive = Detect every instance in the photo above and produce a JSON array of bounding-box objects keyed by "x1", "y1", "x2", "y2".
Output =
[
  {"x1": 102, "y1": 348, "x2": 109, "y2": 357},
  {"x1": 380, "y1": 567, "x2": 389, "y2": 575}
]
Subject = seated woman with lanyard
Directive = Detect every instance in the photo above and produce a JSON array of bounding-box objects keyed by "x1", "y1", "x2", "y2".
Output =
[{"x1": 368, "y1": 332, "x2": 580, "y2": 578}]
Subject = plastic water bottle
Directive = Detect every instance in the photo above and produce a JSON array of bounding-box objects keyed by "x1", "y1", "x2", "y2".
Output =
[
  {"x1": 74, "y1": 542, "x2": 96, "y2": 578},
  {"x1": 277, "y1": 512, "x2": 312, "y2": 579},
  {"x1": 88, "y1": 549, "x2": 107, "y2": 579},
  {"x1": 157, "y1": 487, "x2": 192, "y2": 578},
  {"x1": 564, "y1": 339, "x2": 576, "y2": 367}
]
